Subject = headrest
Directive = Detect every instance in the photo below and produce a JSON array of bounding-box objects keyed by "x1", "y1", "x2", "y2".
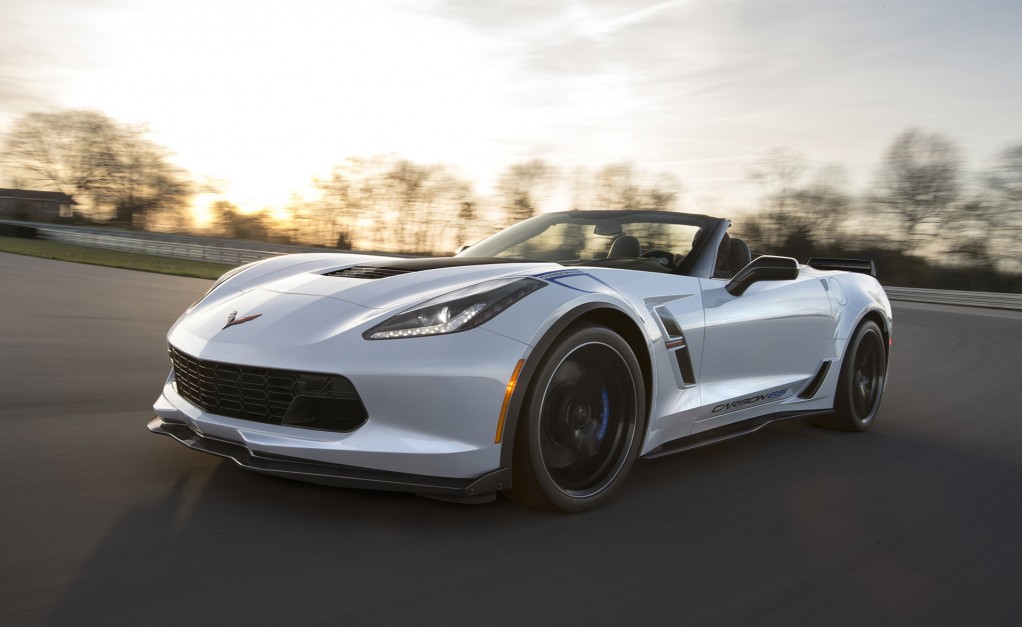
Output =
[
  {"x1": 728, "y1": 237, "x2": 751, "y2": 271},
  {"x1": 607, "y1": 235, "x2": 641, "y2": 258}
]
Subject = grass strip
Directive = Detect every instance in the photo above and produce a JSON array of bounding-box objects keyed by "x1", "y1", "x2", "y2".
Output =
[{"x1": 0, "y1": 236, "x2": 235, "y2": 279}]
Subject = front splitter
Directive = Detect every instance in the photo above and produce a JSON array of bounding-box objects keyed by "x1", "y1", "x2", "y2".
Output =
[{"x1": 148, "y1": 416, "x2": 510, "y2": 499}]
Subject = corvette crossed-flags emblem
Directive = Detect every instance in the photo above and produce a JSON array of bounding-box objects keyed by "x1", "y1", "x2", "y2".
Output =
[{"x1": 222, "y1": 310, "x2": 262, "y2": 330}]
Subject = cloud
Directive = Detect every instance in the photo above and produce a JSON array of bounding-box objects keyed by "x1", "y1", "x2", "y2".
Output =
[
  {"x1": 1, "y1": 0, "x2": 1017, "y2": 207},
  {"x1": 0, "y1": 0, "x2": 114, "y2": 125}
]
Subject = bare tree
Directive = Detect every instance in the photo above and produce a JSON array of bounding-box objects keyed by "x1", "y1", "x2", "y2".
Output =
[
  {"x1": 741, "y1": 150, "x2": 850, "y2": 258},
  {"x1": 986, "y1": 144, "x2": 1022, "y2": 269},
  {"x1": 419, "y1": 173, "x2": 475, "y2": 253},
  {"x1": 3, "y1": 110, "x2": 119, "y2": 205},
  {"x1": 985, "y1": 143, "x2": 1022, "y2": 206},
  {"x1": 595, "y1": 163, "x2": 642, "y2": 211},
  {"x1": 644, "y1": 172, "x2": 681, "y2": 211},
  {"x1": 2, "y1": 109, "x2": 192, "y2": 227},
  {"x1": 789, "y1": 165, "x2": 851, "y2": 243},
  {"x1": 593, "y1": 162, "x2": 680, "y2": 211},
  {"x1": 99, "y1": 125, "x2": 192, "y2": 228},
  {"x1": 384, "y1": 159, "x2": 440, "y2": 251},
  {"x1": 948, "y1": 143, "x2": 1023, "y2": 271},
  {"x1": 309, "y1": 156, "x2": 478, "y2": 254},
  {"x1": 497, "y1": 159, "x2": 556, "y2": 225},
  {"x1": 748, "y1": 148, "x2": 807, "y2": 214},
  {"x1": 874, "y1": 129, "x2": 962, "y2": 253},
  {"x1": 454, "y1": 199, "x2": 479, "y2": 250},
  {"x1": 313, "y1": 157, "x2": 382, "y2": 248},
  {"x1": 211, "y1": 200, "x2": 271, "y2": 240}
]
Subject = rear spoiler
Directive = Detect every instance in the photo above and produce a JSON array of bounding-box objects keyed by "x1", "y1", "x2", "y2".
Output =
[{"x1": 807, "y1": 257, "x2": 877, "y2": 277}]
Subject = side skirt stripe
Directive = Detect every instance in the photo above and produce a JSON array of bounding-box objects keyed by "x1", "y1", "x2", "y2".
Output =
[{"x1": 640, "y1": 410, "x2": 829, "y2": 460}]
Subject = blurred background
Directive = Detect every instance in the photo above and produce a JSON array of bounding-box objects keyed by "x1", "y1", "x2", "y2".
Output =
[{"x1": 1, "y1": 0, "x2": 1020, "y2": 290}]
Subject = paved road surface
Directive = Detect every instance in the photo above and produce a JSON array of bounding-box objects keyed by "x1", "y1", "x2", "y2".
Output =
[{"x1": 1, "y1": 253, "x2": 1019, "y2": 626}]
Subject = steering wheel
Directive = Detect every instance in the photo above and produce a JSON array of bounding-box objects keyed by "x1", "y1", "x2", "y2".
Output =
[{"x1": 641, "y1": 250, "x2": 675, "y2": 267}]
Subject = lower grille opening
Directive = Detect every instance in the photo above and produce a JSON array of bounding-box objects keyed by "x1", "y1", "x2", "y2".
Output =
[{"x1": 169, "y1": 346, "x2": 367, "y2": 432}]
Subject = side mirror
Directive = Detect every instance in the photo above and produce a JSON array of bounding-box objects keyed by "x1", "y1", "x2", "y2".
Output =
[
  {"x1": 456, "y1": 245, "x2": 471, "y2": 255},
  {"x1": 725, "y1": 255, "x2": 799, "y2": 296}
]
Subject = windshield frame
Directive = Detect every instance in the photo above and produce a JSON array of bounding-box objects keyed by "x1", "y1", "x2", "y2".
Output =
[{"x1": 457, "y1": 210, "x2": 724, "y2": 277}]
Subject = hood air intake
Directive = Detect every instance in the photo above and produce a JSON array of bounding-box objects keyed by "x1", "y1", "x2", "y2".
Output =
[
  {"x1": 325, "y1": 257, "x2": 527, "y2": 280},
  {"x1": 324, "y1": 266, "x2": 412, "y2": 280}
]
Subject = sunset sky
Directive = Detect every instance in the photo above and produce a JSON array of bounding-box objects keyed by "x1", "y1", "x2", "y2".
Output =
[{"x1": 1, "y1": 0, "x2": 1020, "y2": 214}]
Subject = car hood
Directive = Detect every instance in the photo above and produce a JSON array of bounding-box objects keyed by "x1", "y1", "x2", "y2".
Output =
[
  {"x1": 173, "y1": 257, "x2": 562, "y2": 354},
  {"x1": 253, "y1": 257, "x2": 560, "y2": 310}
]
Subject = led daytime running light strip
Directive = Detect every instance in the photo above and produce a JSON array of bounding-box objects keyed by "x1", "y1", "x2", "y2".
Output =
[{"x1": 368, "y1": 303, "x2": 486, "y2": 339}]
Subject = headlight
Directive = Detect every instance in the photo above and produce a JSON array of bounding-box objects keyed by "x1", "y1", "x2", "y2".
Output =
[{"x1": 364, "y1": 277, "x2": 545, "y2": 340}]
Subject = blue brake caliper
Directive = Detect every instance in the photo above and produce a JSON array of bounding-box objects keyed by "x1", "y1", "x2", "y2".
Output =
[{"x1": 596, "y1": 387, "x2": 610, "y2": 441}]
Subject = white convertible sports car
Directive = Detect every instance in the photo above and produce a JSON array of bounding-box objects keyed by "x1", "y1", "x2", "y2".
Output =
[{"x1": 150, "y1": 210, "x2": 892, "y2": 511}]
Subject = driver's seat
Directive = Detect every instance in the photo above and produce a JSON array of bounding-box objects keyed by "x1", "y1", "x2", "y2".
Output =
[
  {"x1": 713, "y1": 236, "x2": 751, "y2": 278},
  {"x1": 729, "y1": 237, "x2": 752, "y2": 271},
  {"x1": 607, "y1": 235, "x2": 641, "y2": 258}
]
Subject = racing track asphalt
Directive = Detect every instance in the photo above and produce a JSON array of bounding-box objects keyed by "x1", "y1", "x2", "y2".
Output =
[{"x1": 0, "y1": 252, "x2": 1020, "y2": 626}]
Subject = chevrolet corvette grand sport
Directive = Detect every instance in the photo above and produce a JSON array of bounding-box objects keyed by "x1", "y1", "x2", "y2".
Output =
[{"x1": 150, "y1": 210, "x2": 892, "y2": 511}]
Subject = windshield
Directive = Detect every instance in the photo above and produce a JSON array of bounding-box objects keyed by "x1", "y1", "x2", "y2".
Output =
[{"x1": 458, "y1": 212, "x2": 709, "y2": 273}]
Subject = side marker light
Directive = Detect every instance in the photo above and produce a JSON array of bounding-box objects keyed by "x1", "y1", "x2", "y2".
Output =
[{"x1": 495, "y1": 359, "x2": 526, "y2": 444}]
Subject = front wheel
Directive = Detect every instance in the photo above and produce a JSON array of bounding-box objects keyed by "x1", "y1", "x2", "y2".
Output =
[
  {"x1": 505, "y1": 324, "x2": 645, "y2": 512},
  {"x1": 809, "y1": 319, "x2": 887, "y2": 431}
]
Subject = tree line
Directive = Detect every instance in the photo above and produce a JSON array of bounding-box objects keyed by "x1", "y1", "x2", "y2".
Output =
[
  {"x1": 2, "y1": 110, "x2": 191, "y2": 229},
  {"x1": 738, "y1": 132, "x2": 1020, "y2": 290},
  {"x1": 2, "y1": 109, "x2": 1020, "y2": 291}
]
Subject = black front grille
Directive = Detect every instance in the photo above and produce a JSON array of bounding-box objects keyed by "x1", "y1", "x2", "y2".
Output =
[
  {"x1": 169, "y1": 346, "x2": 367, "y2": 432},
  {"x1": 324, "y1": 266, "x2": 411, "y2": 279}
]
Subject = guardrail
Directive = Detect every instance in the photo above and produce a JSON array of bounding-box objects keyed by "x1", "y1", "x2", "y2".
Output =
[
  {"x1": 38, "y1": 225, "x2": 284, "y2": 265},
  {"x1": 882, "y1": 286, "x2": 1021, "y2": 310},
  {"x1": 10, "y1": 220, "x2": 344, "y2": 266},
  {"x1": 3, "y1": 220, "x2": 1020, "y2": 310}
]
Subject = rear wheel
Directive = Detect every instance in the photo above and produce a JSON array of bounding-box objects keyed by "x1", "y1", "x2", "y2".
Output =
[
  {"x1": 505, "y1": 324, "x2": 644, "y2": 512},
  {"x1": 809, "y1": 319, "x2": 887, "y2": 431}
]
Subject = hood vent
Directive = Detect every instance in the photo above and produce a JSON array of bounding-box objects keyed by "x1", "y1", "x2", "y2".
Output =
[
  {"x1": 324, "y1": 266, "x2": 413, "y2": 280},
  {"x1": 324, "y1": 256, "x2": 525, "y2": 279}
]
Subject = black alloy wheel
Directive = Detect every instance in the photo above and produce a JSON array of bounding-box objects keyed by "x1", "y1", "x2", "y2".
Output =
[
  {"x1": 506, "y1": 323, "x2": 645, "y2": 512},
  {"x1": 809, "y1": 319, "x2": 887, "y2": 432}
]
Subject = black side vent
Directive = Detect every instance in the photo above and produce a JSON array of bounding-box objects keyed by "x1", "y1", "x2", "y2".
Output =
[
  {"x1": 674, "y1": 346, "x2": 697, "y2": 385},
  {"x1": 655, "y1": 306, "x2": 697, "y2": 386},
  {"x1": 798, "y1": 361, "x2": 832, "y2": 399},
  {"x1": 324, "y1": 266, "x2": 412, "y2": 280}
]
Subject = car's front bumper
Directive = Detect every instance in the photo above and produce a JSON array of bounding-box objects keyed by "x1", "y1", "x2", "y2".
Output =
[
  {"x1": 152, "y1": 321, "x2": 533, "y2": 496},
  {"x1": 148, "y1": 416, "x2": 510, "y2": 498}
]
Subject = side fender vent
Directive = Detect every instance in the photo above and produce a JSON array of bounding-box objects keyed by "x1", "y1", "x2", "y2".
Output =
[
  {"x1": 655, "y1": 305, "x2": 697, "y2": 385},
  {"x1": 674, "y1": 346, "x2": 697, "y2": 385},
  {"x1": 798, "y1": 361, "x2": 832, "y2": 399}
]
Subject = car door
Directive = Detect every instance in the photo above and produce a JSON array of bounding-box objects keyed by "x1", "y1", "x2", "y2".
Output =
[{"x1": 693, "y1": 272, "x2": 833, "y2": 425}]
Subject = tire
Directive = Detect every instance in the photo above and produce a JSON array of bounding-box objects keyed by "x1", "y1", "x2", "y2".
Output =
[
  {"x1": 504, "y1": 323, "x2": 645, "y2": 512},
  {"x1": 808, "y1": 319, "x2": 887, "y2": 432}
]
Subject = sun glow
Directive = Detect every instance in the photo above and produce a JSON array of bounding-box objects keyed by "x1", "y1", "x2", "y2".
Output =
[
  {"x1": 60, "y1": 0, "x2": 532, "y2": 227},
  {"x1": 4, "y1": 0, "x2": 1017, "y2": 232}
]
